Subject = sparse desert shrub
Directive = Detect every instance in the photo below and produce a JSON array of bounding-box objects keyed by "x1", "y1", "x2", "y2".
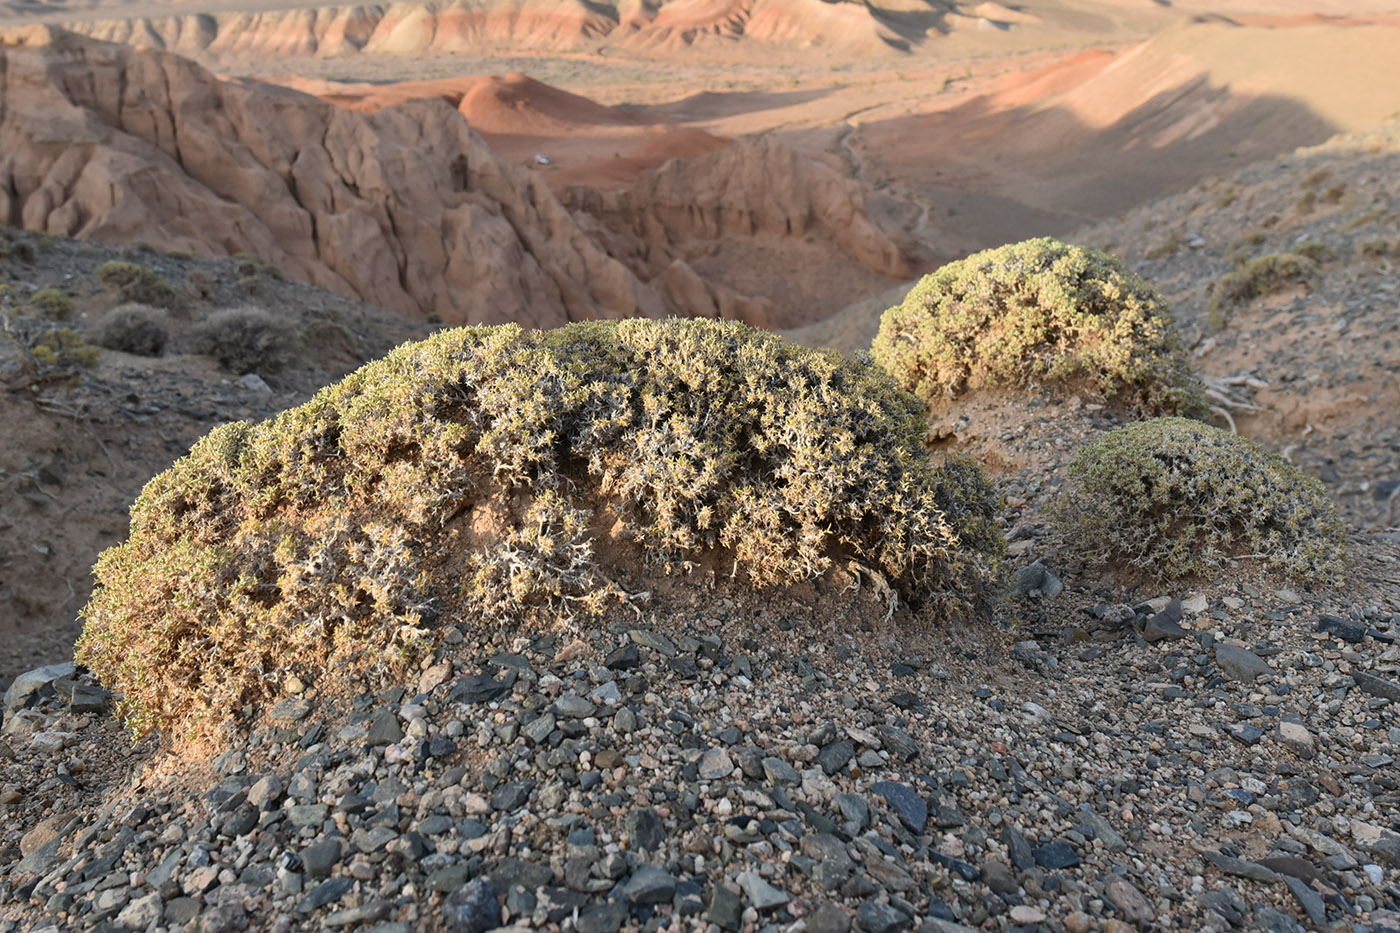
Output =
[
  {"x1": 12, "y1": 326, "x2": 101, "y2": 382},
  {"x1": 191, "y1": 306, "x2": 294, "y2": 373},
  {"x1": 1358, "y1": 237, "x2": 1398, "y2": 258},
  {"x1": 1144, "y1": 231, "x2": 1185, "y2": 260},
  {"x1": 93, "y1": 303, "x2": 170, "y2": 357},
  {"x1": 187, "y1": 269, "x2": 216, "y2": 301},
  {"x1": 77, "y1": 319, "x2": 1005, "y2": 738},
  {"x1": 1300, "y1": 169, "x2": 1330, "y2": 190},
  {"x1": 1295, "y1": 190, "x2": 1317, "y2": 214},
  {"x1": 1293, "y1": 239, "x2": 1334, "y2": 262},
  {"x1": 1215, "y1": 189, "x2": 1239, "y2": 208},
  {"x1": 1323, "y1": 183, "x2": 1346, "y2": 203},
  {"x1": 1052, "y1": 418, "x2": 1347, "y2": 582},
  {"x1": 1226, "y1": 232, "x2": 1268, "y2": 258},
  {"x1": 1207, "y1": 252, "x2": 1318, "y2": 329},
  {"x1": 871, "y1": 237, "x2": 1203, "y2": 416},
  {"x1": 0, "y1": 238, "x2": 36, "y2": 264},
  {"x1": 235, "y1": 252, "x2": 283, "y2": 281},
  {"x1": 96, "y1": 260, "x2": 182, "y2": 311},
  {"x1": 26, "y1": 287, "x2": 75, "y2": 320},
  {"x1": 1341, "y1": 209, "x2": 1386, "y2": 232}
]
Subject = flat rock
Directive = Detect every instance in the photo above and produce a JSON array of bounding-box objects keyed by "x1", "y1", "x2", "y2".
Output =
[
  {"x1": 4, "y1": 662, "x2": 75, "y2": 710},
  {"x1": 1215, "y1": 644, "x2": 1272, "y2": 682},
  {"x1": 872, "y1": 781, "x2": 927, "y2": 833},
  {"x1": 736, "y1": 870, "x2": 789, "y2": 910}
]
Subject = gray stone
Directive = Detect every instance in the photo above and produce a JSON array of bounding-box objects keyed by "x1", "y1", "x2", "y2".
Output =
[
  {"x1": 817, "y1": 740, "x2": 855, "y2": 775},
  {"x1": 287, "y1": 803, "x2": 330, "y2": 828},
  {"x1": 116, "y1": 892, "x2": 163, "y2": 929},
  {"x1": 1316, "y1": 614, "x2": 1368, "y2": 643},
  {"x1": 491, "y1": 780, "x2": 536, "y2": 812},
  {"x1": 1278, "y1": 720, "x2": 1316, "y2": 758},
  {"x1": 807, "y1": 904, "x2": 852, "y2": 933},
  {"x1": 301, "y1": 839, "x2": 343, "y2": 878},
  {"x1": 366, "y1": 709, "x2": 404, "y2": 746},
  {"x1": 762, "y1": 756, "x2": 800, "y2": 785},
  {"x1": 1282, "y1": 876, "x2": 1326, "y2": 926},
  {"x1": 626, "y1": 807, "x2": 665, "y2": 852},
  {"x1": 324, "y1": 902, "x2": 391, "y2": 927},
  {"x1": 1002, "y1": 825, "x2": 1036, "y2": 871},
  {"x1": 1104, "y1": 874, "x2": 1154, "y2": 925},
  {"x1": 1011, "y1": 561, "x2": 1062, "y2": 597},
  {"x1": 872, "y1": 781, "x2": 927, "y2": 833},
  {"x1": 1033, "y1": 841, "x2": 1079, "y2": 870},
  {"x1": 1203, "y1": 850, "x2": 1281, "y2": 882},
  {"x1": 980, "y1": 861, "x2": 1017, "y2": 895},
  {"x1": 444, "y1": 879, "x2": 498, "y2": 933},
  {"x1": 1354, "y1": 671, "x2": 1400, "y2": 703},
  {"x1": 69, "y1": 683, "x2": 111, "y2": 713},
  {"x1": 521, "y1": 712, "x2": 556, "y2": 744},
  {"x1": 299, "y1": 876, "x2": 354, "y2": 913},
  {"x1": 1078, "y1": 805, "x2": 1127, "y2": 853},
  {"x1": 1215, "y1": 645, "x2": 1272, "y2": 682},
  {"x1": 699, "y1": 748, "x2": 734, "y2": 780},
  {"x1": 4, "y1": 662, "x2": 75, "y2": 709},
  {"x1": 736, "y1": 870, "x2": 789, "y2": 910},
  {"x1": 857, "y1": 900, "x2": 911, "y2": 933},
  {"x1": 707, "y1": 884, "x2": 743, "y2": 931},
  {"x1": 876, "y1": 725, "x2": 919, "y2": 760},
  {"x1": 623, "y1": 865, "x2": 676, "y2": 904},
  {"x1": 221, "y1": 804, "x2": 258, "y2": 837},
  {"x1": 248, "y1": 774, "x2": 284, "y2": 810},
  {"x1": 835, "y1": 793, "x2": 869, "y2": 832},
  {"x1": 577, "y1": 900, "x2": 628, "y2": 933},
  {"x1": 1143, "y1": 600, "x2": 1189, "y2": 642},
  {"x1": 554, "y1": 695, "x2": 596, "y2": 719}
]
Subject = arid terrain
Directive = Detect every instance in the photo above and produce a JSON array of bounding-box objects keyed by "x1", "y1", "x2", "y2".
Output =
[{"x1": 3, "y1": 1, "x2": 1400, "y2": 931}]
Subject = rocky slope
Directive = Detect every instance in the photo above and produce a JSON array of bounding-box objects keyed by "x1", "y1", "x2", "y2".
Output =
[{"x1": 1074, "y1": 118, "x2": 1400, "y2": 530}]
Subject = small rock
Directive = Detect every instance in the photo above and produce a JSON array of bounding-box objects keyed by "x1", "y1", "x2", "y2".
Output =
[
  {"x1": 707, "y1": 884, "x2": 743, "y2": 931},
  {"x1": 444, "y1": 879, "x2": 498, "y2": 933},
  {"x1": 1278, "y1": 720, "x2": 1316, "y2": 758},
  {"x1": 736, "y1": 870, "x2": 789, "y2": 910},
  {"x1": 1316, "y1": 614, "x2": 1368, "y2": 643},
  {"x1": 1034, "y1": 841, "x2": 1080, "y2": 870},
  {"x1": 3, "y1": 662, "x2": 75, "y2": 710},
  {"x1": 699, "y1": 748, "x2": 734, "y2": 780},
  {"x1": 1215, "y1": 644, "x2": 1272, "y2": 682},
  {"x1": 1009, "y1": 905, "x2": 1046, "y2": 924},
  {"x1": 1104, "y1": 874, "x2": 1154, "y2": 926},
  {"x1": 872, "y1": 781, "x2": 927, "y2": 833},
  {"x1": 857, "y1": 899, "x2": 910, "y2": 933},
  {"x1": 623, "y1": 866, "x2": 676, "y2": 905}
]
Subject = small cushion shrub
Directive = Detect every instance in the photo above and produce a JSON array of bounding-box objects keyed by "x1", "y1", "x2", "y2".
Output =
[
  {"x1": 192, "y1": 305, "x2": 293, "y2": 373},
  {"x1": 96, "y1": 260, "x2": 183, "y2": 310},
  {"x1": 93, "y1": 303, "x2": 170, "y2": 356},
  {"x1": 1052, "y1": 417, "x2": 1347, "y2": 581},
  {"x1": 1206, "y1": 252, "x2": 1317, "y2": 329},
  {"x1": 872, "y1": 238, "x2": 1202, "y2": 416},
  {"x1": 26, "y1": 287, "x2": 75, "y2": 320},
  {"x1": 77, "y1": 319, "x2": 1005, "y2": 738}
]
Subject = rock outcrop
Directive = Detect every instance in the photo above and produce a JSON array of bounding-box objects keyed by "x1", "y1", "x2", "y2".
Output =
[{"x1": 1, "y1": 28, "x2": 909, "y2": 328}]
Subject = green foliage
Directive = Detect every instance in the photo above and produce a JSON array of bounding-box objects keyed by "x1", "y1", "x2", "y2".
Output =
[
  {"x1": 96, "y1": 260, "x2": 182, "y2": 311},
  {"x1": 1207, "y1": 252, "x2": 1317, "y2": 329},
  {"x1": 192, "y1": 306, "x2": 293, "y2": 373},
  {"x1": 93, "y1": 303, "x2": 170, "y2": 357},
  {"x1": 78, "y1": 319, "x2": 1005, "y2": 738},
  {"x1": 26, "y1": 287, "x2": 75, "y2": 320},
  {"x1": 871, "y1": 238, "x2": 1203, "y2": 416},
  {"x1": 27, "y1": 327, "x2": 99, "y2": 379},
  {"x1": 1052, "y1": 418, "x2": 1347, "y2": 582}
]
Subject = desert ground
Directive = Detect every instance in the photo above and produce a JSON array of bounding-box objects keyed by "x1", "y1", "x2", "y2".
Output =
[{"x1": 3, "y1": 0, "x2": 1400, "y2": 931}]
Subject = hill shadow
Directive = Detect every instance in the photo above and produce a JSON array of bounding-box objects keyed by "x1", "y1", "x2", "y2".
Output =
[{"x1": 856, "y1": 75, "x2": 1345, "y2": 241}]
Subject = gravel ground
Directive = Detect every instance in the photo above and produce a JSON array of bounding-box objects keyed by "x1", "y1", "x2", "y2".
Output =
[{"x1": 2, "y1": 537, "x2": 1399, "y2": 933}]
